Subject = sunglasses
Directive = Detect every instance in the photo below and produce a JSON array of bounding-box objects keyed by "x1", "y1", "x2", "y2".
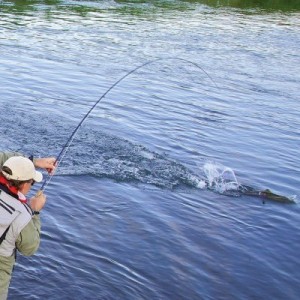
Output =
[{"x1": 28, "y1": 179, "x2": 35, "y2": 186}]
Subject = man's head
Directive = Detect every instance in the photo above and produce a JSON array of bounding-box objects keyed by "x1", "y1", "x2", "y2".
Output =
[{"x1": 1, "y1": 156, "x2": 43, "y2": 194}]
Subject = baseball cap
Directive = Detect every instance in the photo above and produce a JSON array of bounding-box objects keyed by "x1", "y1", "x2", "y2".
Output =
[{"x1": 2, "y1": 156, "x2": 43, "y2": 183}]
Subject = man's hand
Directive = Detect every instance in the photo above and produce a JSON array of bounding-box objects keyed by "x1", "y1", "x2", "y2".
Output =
[
  {"x1": 34, "y1": 157, "x2": 56, "y2": 174},
  {"x1": 30, "y1": 190, "x2": 47, "y2": 212}
]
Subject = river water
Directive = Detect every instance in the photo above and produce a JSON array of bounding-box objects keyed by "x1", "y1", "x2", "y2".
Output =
[{"x1": 0, "y1": 0, "x2": 300, "y2": 299}]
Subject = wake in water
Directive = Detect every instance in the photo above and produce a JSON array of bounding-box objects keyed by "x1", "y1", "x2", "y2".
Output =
[{"x1": 54, "y1": 129, "x2": 295, "y2": 204}]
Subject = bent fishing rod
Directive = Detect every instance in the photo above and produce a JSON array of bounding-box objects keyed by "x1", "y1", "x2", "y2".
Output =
[
  {"x1": 40, "y1": 57, "x2": 216, "y2": 191},
  {"x1": 39, "y1": 57, "x2": 295, "y2": 204}
]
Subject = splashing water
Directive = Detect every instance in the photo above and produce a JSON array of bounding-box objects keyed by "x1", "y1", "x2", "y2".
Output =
[
  {"x1": 202, "y1": 162, "x2": 240, "y2": 194},
  {"x1": 54, "y1": 128, "x2": 243, "y2": 194}
]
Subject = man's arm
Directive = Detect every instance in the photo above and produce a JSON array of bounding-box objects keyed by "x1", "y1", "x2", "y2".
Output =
[
  {"x1": 15, "y1": 215, "x2": 41, "y2": 256},
  {"x1": 0, "y1": 152, "x2": 23, "y2": 168}
]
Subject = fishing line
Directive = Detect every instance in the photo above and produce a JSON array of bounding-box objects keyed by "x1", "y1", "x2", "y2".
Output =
[{"x1": 40, "y1": 57, "x2": 217, "y2": 191}]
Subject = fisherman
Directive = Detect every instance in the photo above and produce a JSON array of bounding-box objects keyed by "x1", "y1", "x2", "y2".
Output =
[{"x1": 0, "y1": 152, "x2": 56, "y2": 300}]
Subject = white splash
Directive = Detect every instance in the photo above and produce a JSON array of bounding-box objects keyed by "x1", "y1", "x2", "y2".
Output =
[
  {"x1": 203, "y1": 162, "x2": 240, "y2": 193},
  {"x1": 188, "y1": 174, "x2": 207, "y2": 189}
]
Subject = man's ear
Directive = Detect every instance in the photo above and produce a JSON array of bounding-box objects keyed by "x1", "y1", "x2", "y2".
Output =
[{"x1": 18, "y1": 182, "x2": 27, "y2": 193}]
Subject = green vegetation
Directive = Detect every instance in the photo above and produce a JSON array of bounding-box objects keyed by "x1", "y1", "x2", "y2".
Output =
[
  {"x1": 1, "y1": 0, "x2": 299, "y2": 14},
  {"x1": 0, "y1": 0, "x2": 61, "y2": 13},
  {"x1": 185, "y1": 0, "x2": 300, "y2": 11}
]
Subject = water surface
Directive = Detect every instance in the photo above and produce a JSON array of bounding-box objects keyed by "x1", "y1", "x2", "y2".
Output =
[{"x1": 0, "y1": 1, "x2": 299, "y2": 299}]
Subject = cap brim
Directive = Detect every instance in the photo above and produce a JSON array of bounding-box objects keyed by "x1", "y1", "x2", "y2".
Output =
[{"x1": 33, "y1": 171, "x2": 43, "y2": 183}]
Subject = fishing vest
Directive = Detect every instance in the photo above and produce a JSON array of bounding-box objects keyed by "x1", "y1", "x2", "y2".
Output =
[{"x1": 0, "y1": 189, "x2": 32, "y2": 257}]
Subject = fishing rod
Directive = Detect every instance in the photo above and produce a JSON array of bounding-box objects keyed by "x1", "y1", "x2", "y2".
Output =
[
  {"x1": 40, "y1": 57, "x2": 217, "y2": 191},
  {"x1": 39, "y1": 57, "x2": 295, "y2": 204}
]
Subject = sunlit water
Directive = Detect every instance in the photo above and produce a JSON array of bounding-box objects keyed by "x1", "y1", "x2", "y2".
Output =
[{"x1": 0, "y1": 1, "x2": 300, "y2": 299}]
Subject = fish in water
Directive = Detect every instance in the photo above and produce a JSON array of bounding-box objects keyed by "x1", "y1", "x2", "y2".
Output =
[{"x1": 239, "y1": 186, "x2": 296, "y2": 204}]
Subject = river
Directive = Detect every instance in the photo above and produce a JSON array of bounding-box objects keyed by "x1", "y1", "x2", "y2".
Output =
[{"x1": 0, "y1": 0, "x2": 299, "y2": 299}]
